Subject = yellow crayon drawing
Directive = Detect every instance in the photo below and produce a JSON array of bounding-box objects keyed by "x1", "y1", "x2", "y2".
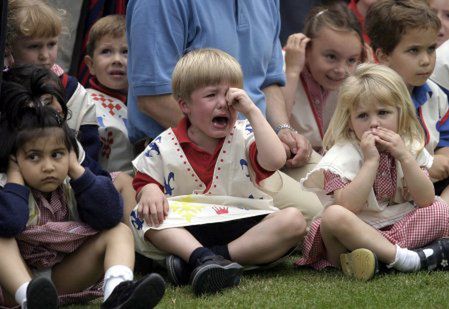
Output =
[{"x1": 170, "y1": 197, "x2": 205, "y2": 222}]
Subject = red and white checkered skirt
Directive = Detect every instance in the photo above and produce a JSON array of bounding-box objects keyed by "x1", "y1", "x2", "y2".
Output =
[
  {"x1": 0, "y1": 221, "x2": 102, "y2": 307},
  {"x1": 295, "y1": 198, "x2": 449, "y2": 269}
]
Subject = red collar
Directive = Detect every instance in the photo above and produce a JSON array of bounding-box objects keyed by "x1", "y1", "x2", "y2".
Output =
[
  {"x1": 172, "y1": 117, "x2": 225, "y2": 153},
  {"x1": 172, "y1": 117, "x2": 191, "y2": 144},
  {"x1": 300, "y1": 67, "x2": 330, "y2": 105},
  {"x1": 89, "y1": 77, "x2": 127, "y2": 103}
]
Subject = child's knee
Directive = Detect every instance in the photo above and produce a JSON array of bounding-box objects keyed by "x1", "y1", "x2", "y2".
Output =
[
  {"x1": 278, "y1": 207, "x2": 307, "y2": 239},
  {"x1": 105, "y1": 222, "x2": 134, "y2": 242},
  {"x1": 321, "y1": 205, "x2": 352, "y2": 232}
]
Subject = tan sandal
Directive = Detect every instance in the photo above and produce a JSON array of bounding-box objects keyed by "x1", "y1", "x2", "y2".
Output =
[{"x1": 340, "y1": 248, "x2": 378, "y2": 281}]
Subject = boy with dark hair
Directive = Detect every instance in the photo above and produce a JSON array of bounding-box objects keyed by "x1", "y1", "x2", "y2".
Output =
[{"x1": 366, "y1": 0, "x2": 449, "y2": 202}]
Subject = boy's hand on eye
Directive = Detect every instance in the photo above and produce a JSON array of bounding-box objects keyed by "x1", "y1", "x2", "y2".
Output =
[
  {"x1": 226, "y1": 88, "x2": 256, "y2": 116},
  {"x1": 68, "y1": 150, "x2": 85, "y2": 180},
  {"x1": 137, "y1": 184, "x2": 169, "y2": 227},
  {"x1": 284, "y1": 33, "x2": 311, "y2": 75},
  {"x1": 7, "y1": 156, "x2": 24, "y2": 185}
]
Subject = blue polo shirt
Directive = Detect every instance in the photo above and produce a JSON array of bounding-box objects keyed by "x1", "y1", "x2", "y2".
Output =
[
  {"x1": 412, "y1": 83, "x2": 449, "y2": 148},
  {"x1": 126, "y1": 0, "x2": 285, "y2": 141}
]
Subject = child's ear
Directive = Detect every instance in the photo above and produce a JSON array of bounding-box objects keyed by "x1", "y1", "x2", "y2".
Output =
[
  {"x1": 84, "y1": 55, "x2": 95, "y2": 75},
  {"x1": 178, "y1": 98, "x2": 190, "y2": 115},
  {"x1": 4, "y1": 46, "x2": 14, "y2": 68},
  {"x1": 304, "y1": 41, "x2": 312, "y2": 61},
  {"x1": 375, "y1": 48, "x2": 389, "y2": 65}
]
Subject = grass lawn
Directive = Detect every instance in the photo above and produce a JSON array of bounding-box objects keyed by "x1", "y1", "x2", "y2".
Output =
[{"x1": 66, "y1": 254, "x2": 449, "y2": 308}]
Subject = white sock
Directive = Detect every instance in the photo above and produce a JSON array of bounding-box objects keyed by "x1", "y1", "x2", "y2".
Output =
[
  {"x1": 103, "y1": 265, "x2": 133, "y2": 301},
  {"x1": 15, "y1": 281, "x2": 29, "y2": 309},
  {"x1": 388, "y1": 245, "x2": 421, "y2": 272}
]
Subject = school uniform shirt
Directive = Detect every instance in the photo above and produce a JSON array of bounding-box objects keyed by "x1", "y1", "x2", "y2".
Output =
[
  {"x1": 51, "y1": 64, "x2": 100, "y2": 161},
  {"x1": 411, "y1": 80, "x2": 449, "y2": 153},
  {"x1": 301, "y1": 141, "x2": 433, "y2": 228},
  {"x1": 289, "y1": 68, "x2": 338, "y2": 152},
  {"x1": 0, "y1": 169, "x2": 122, "y2": 238},
  {"x1": 87, "y1": 78, "x2": 134, "y2": 172},
  {"x1": 431, "y1": 40, "x2": 449, "y2": 92},
  {"x1": 131, "y1": 118, "x2": 280, "y2": 260}
]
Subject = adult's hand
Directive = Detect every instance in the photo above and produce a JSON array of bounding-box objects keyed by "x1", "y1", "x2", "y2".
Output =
[{"x1": 277, "y1": 129, "x2": 312, "y2": 168}]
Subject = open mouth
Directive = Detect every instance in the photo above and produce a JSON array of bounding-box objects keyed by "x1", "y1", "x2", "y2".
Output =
[
  {"x1": 109, "y1": 70, "x2": 125, "y2": 77},
  {"x1": 212, "y1": 116, "x2": 229, "y2": 129}
]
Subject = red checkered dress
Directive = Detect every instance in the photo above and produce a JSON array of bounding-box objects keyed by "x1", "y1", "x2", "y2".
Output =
[
  {"x1": 0, "y1": 187, "x2": 103, "y2": 307},
  {"x1": 295, "y1": 152, "x2": 449, "y2": 269}
]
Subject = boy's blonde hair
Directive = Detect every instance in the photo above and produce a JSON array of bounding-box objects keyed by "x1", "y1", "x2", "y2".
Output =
[
  {"x1": 7, "y1": 0, "x2": 63, "y2": 47},
  {"x1": 172, "y1": 48, "x2": 243, "y2": 102},
  {"x1": 86, "y1": 15, "x2": 126, "y2": 57},
  {"x1": 366, "y1": 0, "x2": 440, "y2": 54},
  {"x1": 323, "y1": 63, "x2": 425, "y2": 153}
]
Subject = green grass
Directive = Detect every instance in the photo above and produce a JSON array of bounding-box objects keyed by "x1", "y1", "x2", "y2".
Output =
[{"x1": 66, "y1": 255, "x2": 449, "y2": 308}]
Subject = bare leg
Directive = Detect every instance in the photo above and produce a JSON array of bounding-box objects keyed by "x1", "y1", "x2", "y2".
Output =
[
  {"x1": 228, "y1": 207, "x2": 306, "y2": 265},
  {"x1": 113, "y1": 172, "x2": 137, "y2": 228},
  {"x1": 320, "y1": 205, "x2": 396, "y2": 266},
  {"x1": 52, "y1": 223, "x2": 134, "y2": 294},
  {"x1": 0, "y1": 237, "x2": 32, "y2": 306},
  {"x1": 146, "y1": 228, "x2": 202, "y2": 262}
]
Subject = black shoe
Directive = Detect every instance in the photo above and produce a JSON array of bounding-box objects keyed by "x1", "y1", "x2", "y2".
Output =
[
  {"x1": 26, "y1": 276, "x2": 58, "y2": 309},
  {"x1": 166, "y1": 255, "x2": 191, "y2": 286},
  {"x1": 415, "y1": 238, "x2": 449, "y2": 271},
  {"x1": 190, "y1": 255, "x2": 243, "y2": 295},
  {"x1": 101, "y1": 273, "x2": 165, "y2": 309}
]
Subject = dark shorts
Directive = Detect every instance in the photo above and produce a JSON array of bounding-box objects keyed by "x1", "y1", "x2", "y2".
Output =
[{"x1": 185, "y1": 215, "x2": 266, "y2": 247}]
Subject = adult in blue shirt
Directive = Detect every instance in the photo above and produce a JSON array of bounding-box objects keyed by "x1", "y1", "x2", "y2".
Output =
[
  {"x1": 126, "y1": 0, "x2": 312, "y2": 169},
  {"x1": 126, "y1": 0, "x2": 323, "y2": 256}
]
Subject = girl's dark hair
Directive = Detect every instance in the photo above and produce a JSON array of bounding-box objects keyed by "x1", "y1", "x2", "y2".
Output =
[
  {"x1": 0, "y1": 105, "x2": 78, "y2": 173},
  {"x1": 0, "y1": 65, "x2": 68, "y2": 121},
  {"x1": 304, "y1": 2, "x2": 365, "y2": 61}
]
